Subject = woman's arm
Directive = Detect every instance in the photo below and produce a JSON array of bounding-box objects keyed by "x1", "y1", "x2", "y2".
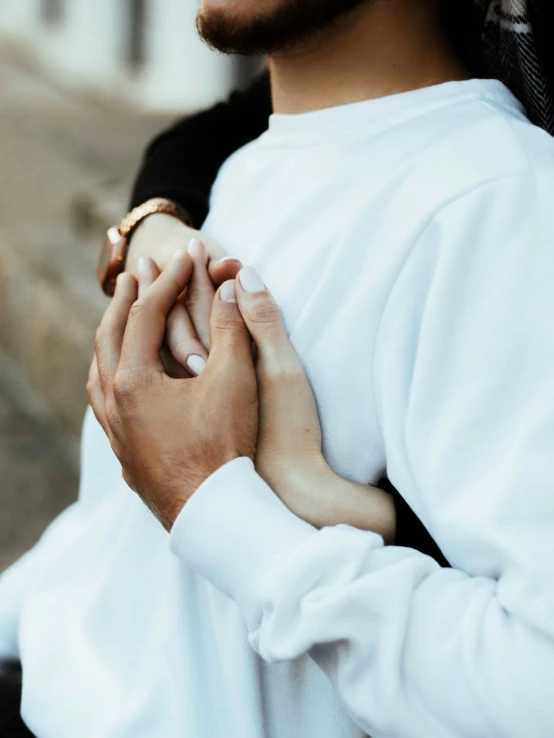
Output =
[
  {"x1": 123, "y1": 74, "x2": 272, "y2": 285},
  {"x1": 130, "y1": 73, "x2": 272, "y2": 227}
]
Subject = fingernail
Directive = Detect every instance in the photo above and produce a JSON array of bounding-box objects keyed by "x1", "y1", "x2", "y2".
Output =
[
  {"x1": 214, "y1": 256, "x2": 241, "y2": 265},
  {"x1": 173, "y1": 248, "x2": 187, "y2": 263},
  {"x1": 188, "y1": 238, "x2": 207, "y2": 263},
  {"x1": 220, "y1": 280, "x2": 237, "y2": 303},
  {"x1": 186, "y1": 355, "x2": 207, "y2": 376},
  {"x1": 137, "y1": 257, "x2": 145, "y2": 275},
  {"x1": 239, "y1": 267, "x2": 265, "y2": 293},
  {"x1": 116, "y1": 272, "x2": 135, "y2": 298}
]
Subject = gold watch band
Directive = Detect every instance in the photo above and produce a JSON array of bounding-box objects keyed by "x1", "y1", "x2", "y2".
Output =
[{"x1": 118, "y1": 197, "x2": 192, "y2": 239}]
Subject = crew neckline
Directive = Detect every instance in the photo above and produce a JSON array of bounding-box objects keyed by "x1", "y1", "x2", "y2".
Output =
[{"x1": 263, "y1": 78, "x2": 525, "y2": 144}]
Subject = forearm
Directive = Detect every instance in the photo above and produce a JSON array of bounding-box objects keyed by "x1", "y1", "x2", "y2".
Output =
[
  {"x1": 287, "y1": 465, "x2": 396, "y2": 544},
  {"x1": 130, "y1": 73, "x2": 272, "y2": 226},
  {"x1": 329, "y1": 477, "x2": 396, "y2": 544}
]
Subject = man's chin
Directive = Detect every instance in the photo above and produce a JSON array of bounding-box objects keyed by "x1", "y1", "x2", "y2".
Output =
[
  {"x1": 196, "y1": 3, "x2": 290, "y2": 56},
  {"x1": 196, "y1": 0, "x2": 370, "y2": 57}
]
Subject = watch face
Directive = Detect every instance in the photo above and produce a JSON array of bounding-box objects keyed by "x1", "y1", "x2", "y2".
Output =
[{"x1": 98, "y1": 227, "x2": 126, "y2": 296}]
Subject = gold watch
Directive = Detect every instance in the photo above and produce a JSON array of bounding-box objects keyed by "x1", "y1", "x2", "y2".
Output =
[{"x1": 97, "y1": 197, "x2": 191, "y2": 296}]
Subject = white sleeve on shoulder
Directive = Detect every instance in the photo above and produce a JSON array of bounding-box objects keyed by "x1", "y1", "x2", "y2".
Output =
[
  {"x1": 0, "y1": 547, "x2": 43, "y2": 661},
  {"x1": 0, "y1": 407, "x2": 109, "y2": 661},
  {"x1": 170, "y1": 174, "x2": 554, "y2": 738}
]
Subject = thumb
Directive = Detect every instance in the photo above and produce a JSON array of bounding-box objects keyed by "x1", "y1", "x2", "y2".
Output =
[
  {"x1": 207, "y1": 280, "x2": 253, "y2": 368},
  {"x1": 208, "y1": 256, "x2": 243, "y2": 286},
  {"x1": 234, "y1": 267, "x2": 298, "y2": 371}
]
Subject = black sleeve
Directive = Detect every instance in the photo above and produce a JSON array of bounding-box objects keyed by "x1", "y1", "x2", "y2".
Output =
[
  {"x1": 379, "y1": 476, "x2": 450, "y2": 567},
  {"x1": 130, "y1": 72, "x2": 272, "y2": 227},
  {"x1": 130, "y1": 72, "x2": 449, "y2": 567},
  {"x1": 0, "y1": 661, "x2": 36, "y2": 736}
]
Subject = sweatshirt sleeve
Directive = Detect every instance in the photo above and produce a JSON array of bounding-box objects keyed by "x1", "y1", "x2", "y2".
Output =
[
  {"x1": 170, "y1": 173, "x2": 554, "y2": 738},
  {"x1": 0, "y1": 408, "x2": 108, "y2": 662},
  {"x1": 0, "y1": 549, "x2": 43, "y2": 661}
]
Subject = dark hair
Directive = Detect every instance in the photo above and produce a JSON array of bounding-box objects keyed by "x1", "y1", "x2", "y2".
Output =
[
  {"x1": 439, "y1": 0, "x2": 554, "y2": 133},
  {"x1": 441, "y1": 0, "x2": 554, "y2": 94},
  {"x1": 528, "y1": 0, "x2": 554, "y2": 100},
  {"x1": 439, "y1": 0, "x2": 485, "y2": 75}
]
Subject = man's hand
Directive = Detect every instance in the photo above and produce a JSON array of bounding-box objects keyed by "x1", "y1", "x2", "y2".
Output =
[
  {"x1": 89, "y1": 248, "x2": 395, "y2": 541},
  {"x1": 88, "y1": 251, "x2": 258, "y2": 530}
]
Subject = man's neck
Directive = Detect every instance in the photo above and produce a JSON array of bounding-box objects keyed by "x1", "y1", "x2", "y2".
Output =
[{"x1": 269, "y1": 0, "x2": 469, "y2": 114}]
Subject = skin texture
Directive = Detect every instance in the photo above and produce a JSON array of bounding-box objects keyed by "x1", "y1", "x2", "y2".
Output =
[{"x1": 89, "y1": 255, "x2": 396, "y2": 541}]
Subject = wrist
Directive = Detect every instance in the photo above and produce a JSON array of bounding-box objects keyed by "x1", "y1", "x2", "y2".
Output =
[
  {"x1": 286, "y1": 461, "x2": 396, "y2": 543},
  {"x1": 328, "y1": 474, "x2": 397, "y2": 543},
  {"x1": 267, "y1": 455, "x2": 335, "y2": 528},
  {"x1": 98, "y1": 199, "x2": 192, "y2": 296}
]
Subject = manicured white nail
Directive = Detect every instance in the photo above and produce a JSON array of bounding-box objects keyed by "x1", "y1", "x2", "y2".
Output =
[
  {"x1": 215, "y1": 256, "x2": 241, "y2": 264},
  {"x1": 173, "y1": 248, "x2": 186, "y2": 263},
  {"x1": 186, "y1": 355, "x2": 207, "y2": 376},
  {"x1": 220, "y1": 280, "x2": 237, "y2": 303},
  {"x1": 187, "y1": 238, "x2": 206, "y2": 263},
  {"x1": 137, "y1": 257, "x2": 145, "y2": 275},
  {"x1": 239, "y1": 267, "x2": 265, "y2": 293}
]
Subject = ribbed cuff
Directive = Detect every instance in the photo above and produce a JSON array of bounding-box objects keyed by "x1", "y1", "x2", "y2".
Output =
[{"x1": 169, "y1": 458, "x2": 317, "y2": 627}]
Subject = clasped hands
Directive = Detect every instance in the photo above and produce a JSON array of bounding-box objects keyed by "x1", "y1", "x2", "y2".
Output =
[{"x1": 88, "y1": 236, "x2": 395, "y2": 541}]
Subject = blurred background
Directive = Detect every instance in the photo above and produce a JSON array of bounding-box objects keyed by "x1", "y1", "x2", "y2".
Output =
[{"x1": 0, "y1": 0, "x2": 251, "y2": 570}]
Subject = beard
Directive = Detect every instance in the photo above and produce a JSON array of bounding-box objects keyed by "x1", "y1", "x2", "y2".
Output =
[{"x1": 197, "y1": 0, "x2": 371, "y2": 56}]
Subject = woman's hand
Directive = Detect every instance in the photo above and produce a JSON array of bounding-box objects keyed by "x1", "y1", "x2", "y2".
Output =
[
  {"x1": 233, "y1": 268, "x2": 396, "y2": 543},
  {"x1": 125, "y1": 213, "x2": 243, "y2": 374}
]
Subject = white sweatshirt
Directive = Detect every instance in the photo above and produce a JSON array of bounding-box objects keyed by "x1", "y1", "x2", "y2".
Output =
[{"x1": 2, "y1": 79, "x2": 554, "y2": 738}]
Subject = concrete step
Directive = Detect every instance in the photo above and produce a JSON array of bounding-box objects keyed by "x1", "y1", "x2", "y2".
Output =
[
  {"x1": 0, "y1": 44, "x2": 176, "y2": 566},
  {"x1": 0, "y1": 348, "x2": 78, "y2": 570}
]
